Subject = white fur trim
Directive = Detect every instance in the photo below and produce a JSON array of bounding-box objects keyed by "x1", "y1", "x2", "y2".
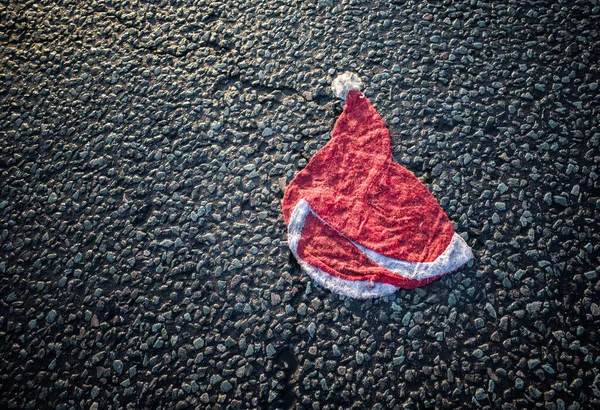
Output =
[
  {"x1": 331, "y1": 72, "x2": 363, "y2": 100},
  {"x1": 287, "y1": 199, "x2": 473, "y2": 299},
  {"x1": 300, "y1": 259, "x2": 399, "y2": 299},
  {"x1": 353, "y1": 233, "x2": 473, "y2": 280},
  {"x1": 288, "y1": 199, "x2": 397, "y2": 299}
]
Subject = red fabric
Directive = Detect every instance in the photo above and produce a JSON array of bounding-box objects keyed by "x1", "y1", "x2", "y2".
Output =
[
  {"x1": 282, "y1": 90, "x2": 454, "y2": 263},
  {"x1": 297, "y1": 212, "x2": 442, "y2": 289}
]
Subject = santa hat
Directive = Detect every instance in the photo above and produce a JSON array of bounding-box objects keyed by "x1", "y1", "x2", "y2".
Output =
[{"x1": 282, "y1": 73, "x2": 474, "y2": 299}]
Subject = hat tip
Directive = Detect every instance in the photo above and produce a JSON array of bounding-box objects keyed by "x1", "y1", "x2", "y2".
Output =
[{"x1": 332, "y1": 72, "x2": 362, "y2": 100}]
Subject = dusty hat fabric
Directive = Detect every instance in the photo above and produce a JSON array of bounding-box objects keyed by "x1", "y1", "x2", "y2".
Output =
[{"x1": 282, "y1": 73, "x2": 474, "y2": 299}]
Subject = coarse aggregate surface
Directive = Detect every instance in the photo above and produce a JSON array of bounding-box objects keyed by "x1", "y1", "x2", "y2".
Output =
[{"x1": 1, "y1": 0, "x2": 599, "y2": 409}]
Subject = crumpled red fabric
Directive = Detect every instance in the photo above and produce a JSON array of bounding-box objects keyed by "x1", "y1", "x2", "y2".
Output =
[{"x1": 282, "y1": 90, "x2": 471, "y2": 293}]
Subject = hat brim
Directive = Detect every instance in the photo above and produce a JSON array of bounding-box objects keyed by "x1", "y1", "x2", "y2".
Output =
[{"x1": 288, "y1": 199, "x2": 473, "y2": 299}]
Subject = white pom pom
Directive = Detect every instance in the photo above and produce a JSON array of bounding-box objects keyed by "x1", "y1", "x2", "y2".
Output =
[{"x1": 331, "y1": 72, "x2": 362, "y2": 100}]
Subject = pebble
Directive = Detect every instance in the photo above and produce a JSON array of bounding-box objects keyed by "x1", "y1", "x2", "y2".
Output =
[
  {"x1": 261, "y1": 128, "x2": 274, "y2": 137},
  {"x1": 515, "y1": 378, "x2": 525, "y2": 389},
  {"x1": 221, "y1": 381, "x2": 233, "y2": 393},
  {"x1": 113, "y1": 360, "x2": 124, "y2": 375},
  {"x1": 484, "y1": 303, "x2": 497, "y2": 319},
  {"x1": 46, "y1": 310, "x2": 57, "y2": 324},
  {"x1": 526, "y1": 302, "x2": 543, "y2": 314},
  {"x1": 554, "y1": 196, "x2": 568, "y2": 206},
  {"x1": 193, "y1": 337, "x2": 204, "y2": 349},
  {"x1": 356, "y1": 351, "x2": 365, "y2": 365},
  {"x1": 407, "y1": 325, "x2": 421, "y2": 338}
]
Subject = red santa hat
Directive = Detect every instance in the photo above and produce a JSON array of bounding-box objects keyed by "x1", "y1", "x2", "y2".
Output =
[{"x1": 282, "y1": 73, "x2": 473, "y2": 299}]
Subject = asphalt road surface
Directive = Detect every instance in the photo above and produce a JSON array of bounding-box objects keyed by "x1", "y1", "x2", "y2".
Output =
[{"x1": 1, "y1": 0, "x2": 599, "y2": 409}]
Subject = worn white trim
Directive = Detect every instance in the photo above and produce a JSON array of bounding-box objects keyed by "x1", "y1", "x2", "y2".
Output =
[
  {"x1": 287, "y1": 199, "x2": 473, "y2": 299},
  {"x1": 288, "y1": 200, "x2": 397, "y2": 299},
  {"x1": 300, "y1": 258, "x2": 399, "y2": 299},
  {"x1": 353, "y1": 233, "x2": 473, "y2": 280}
]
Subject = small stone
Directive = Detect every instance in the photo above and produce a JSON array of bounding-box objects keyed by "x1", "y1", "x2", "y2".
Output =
[
  {"x1": 159, "y1": 239, "x2": 174, "y2": 248},
  {"x1": 514, "y1": 269, "x2": 526, "y2": 281},
  {"x1": 570, "y1": 185, "x2": 580, "y2": 196},
  {"x1": 221, "y1": 380, "x2": 232, "y2": 393},
  {"x1": 591, "y1": 303, "x2": 600, "y2": 316},
  {"x1": 475, "y1": 388, "x2": 487, "y2": 401},
  {"x1": 113, "y1": 360, "x2": 124, "y2": 375},
  {"x1": 554, "y1": 196, "x2": 568, "y2": 206},
  {"x1": 356, "y1": 351, "x2": 365, "y2": 365},
  {"x1": 526, "y1": 302, "x2": 542, "y2": 314},
  {"x1": 245, "y1": 345, "x2": 255, "y2": 356},
  {"x1": 266, "y1": 343, "x2": 276, "y2": 357},
  {"x1": 332, "y1": 345, "x2": 341, "y2": 356},
  {"x1": 491, "y1": 213, "x2": 500, "y2": 224},
  {"x1": 570, "y1": 378, "x2": 583, "y2": 390},
  {"x1": 262, "y1": 128, "x2": 274, "y2": 137},
  {"x1": 474, "y1": 318, "x2": 485, "y2": 329},
  {"x1": 408, "y1": 325, "x2": 421, "y2": 338},
  {"x1": 528, "y1": 386, "x2": 542, "y2": 399},
  {"x1": 402, "y1": 311, "x2": 412, "y2": 326},
  {"x1": 193, "y1": 337, "x2": 204, "y2": 349},
  {"x1": 484, "y1": 303, "x2": 497, "y2": 319},
  {"x1": 46, "y1": 310, "x2": 57, "y2": 324},
  {"x1": 515, "y1": 378, "x2": 524, "y2": 389},
  {"x1": 297, "y1": 304, "x2": 307, "y2": 315},
  {"x1": 527, "y1": 359, "x2": 541, "y2": 369}
]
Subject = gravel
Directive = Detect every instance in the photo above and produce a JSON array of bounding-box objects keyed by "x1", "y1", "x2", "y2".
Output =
[{"x1": 1, "y1": 0, "x2": 599, "y2": 409}]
